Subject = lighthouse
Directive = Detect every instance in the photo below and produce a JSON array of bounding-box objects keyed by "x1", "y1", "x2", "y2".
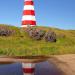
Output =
[{"x1": 22, "y1": 0, "x2": 36, "y2": 27}]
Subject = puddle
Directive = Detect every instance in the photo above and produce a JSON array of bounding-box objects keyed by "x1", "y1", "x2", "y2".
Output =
[
  {"x1": 35, "y1": 61, "x2": 63, "y2": 75},
  {"x1": 0, "y1": 61, "x2": 63, "y2": 75}
]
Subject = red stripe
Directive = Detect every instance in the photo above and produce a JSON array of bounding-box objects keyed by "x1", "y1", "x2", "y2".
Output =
[
  {"x1": 24, "y1": 1, "x2": 34, "y2": 5},
  {"x1": 22, "y1": 20, "x2": 36, "y2": 25},
  {"x1": 23, "y1": 68, "x2": 35, "y2": 73},
  {"x1": 23, "y1": 10, "x2": 35, "y2": 15}
]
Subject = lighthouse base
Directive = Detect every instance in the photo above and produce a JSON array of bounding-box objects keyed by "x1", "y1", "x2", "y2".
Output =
[{"x1": 21, "y1": 25, "x2": 35, "y2": 28}]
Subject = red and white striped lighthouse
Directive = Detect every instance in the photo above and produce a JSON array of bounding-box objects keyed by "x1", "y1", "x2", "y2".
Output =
[{"x1": 22, "y1": 0, "x2": 36, "y2": 27}]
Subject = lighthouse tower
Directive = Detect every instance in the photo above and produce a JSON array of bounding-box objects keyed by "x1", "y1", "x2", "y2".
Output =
[{"x1": 22, "y1": 0, "x2": 36, "y2": 27}]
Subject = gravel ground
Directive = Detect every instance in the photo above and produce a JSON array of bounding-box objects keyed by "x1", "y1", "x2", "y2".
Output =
[{"x1": 48, "y1": 54, "x2": 75, "y2": 75}]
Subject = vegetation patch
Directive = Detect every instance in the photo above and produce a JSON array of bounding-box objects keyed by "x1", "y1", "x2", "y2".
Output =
[{"x1": 0, "y1": 24, "x2": 75, "y2": 56}]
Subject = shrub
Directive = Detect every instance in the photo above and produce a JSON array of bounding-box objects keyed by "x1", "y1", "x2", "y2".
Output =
[
  {"x1": 44, "y1": 31, "x2": 56, "y2": 42},
  {"x1": 25, "y1": 26, "x2": 46, "y2": 40},
  {"x1": 24, "y1": 26, "x2": 57, "y2": 42},
  {"x1": 0, "y1": 26, "x2": 15, "y2": 36},
  {"x1": 29, "y1": 28, "x2": 46, "y2": 40}
]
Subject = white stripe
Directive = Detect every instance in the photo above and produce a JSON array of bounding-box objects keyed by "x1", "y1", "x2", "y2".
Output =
[
  {"x1": 22, "y1": 15, "x2": 36, "y2": 21},
  {"x1": 24, "y1": 0, "x2": 33, "y2": 1},
  {"x1": 24, "y1": 5, "x2": 34, "y2": 10},
  {"x1": 21, "y1": 25, "x2": 35, "y2": 27},
  {"x1": 22, "y1": 63, "x2": 35, "y2": 68},
  {"x1": 23, "y1": 73, "x2": 34, "y2": 75}
]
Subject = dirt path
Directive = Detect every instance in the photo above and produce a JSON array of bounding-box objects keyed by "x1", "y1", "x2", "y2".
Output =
[{"x1": 48, "y1": 54, "x2": 75, "y2": 75}]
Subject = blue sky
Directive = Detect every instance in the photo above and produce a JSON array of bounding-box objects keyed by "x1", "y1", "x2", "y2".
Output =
[{"x1": 0, "y1": 0, "x2": 75, "y2": 29}]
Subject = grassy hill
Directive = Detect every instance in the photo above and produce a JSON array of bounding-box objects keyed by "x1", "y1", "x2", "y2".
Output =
[{"x1": 0, "y1": 24, "x2": 75, "y2": 56}]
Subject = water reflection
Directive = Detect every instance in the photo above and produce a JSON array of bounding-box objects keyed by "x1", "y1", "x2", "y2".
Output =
[{"x1": 0, "y1": 61, "x2": 63, "y2": 75}]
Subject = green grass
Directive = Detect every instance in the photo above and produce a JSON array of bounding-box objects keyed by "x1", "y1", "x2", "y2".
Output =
[{"x1": 0, "y1": 24, "x2": 75, "y2": 56}]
